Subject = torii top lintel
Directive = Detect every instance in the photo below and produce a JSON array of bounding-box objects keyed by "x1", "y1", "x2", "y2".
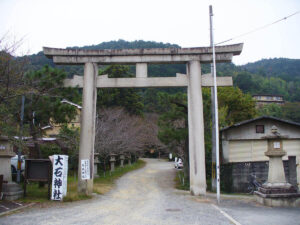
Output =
[{"x1": 43, "y1": 43, "x2": 243, "y2": 65}]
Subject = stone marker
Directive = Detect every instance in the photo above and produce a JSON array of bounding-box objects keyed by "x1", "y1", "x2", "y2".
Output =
[
  {"x1": 119, "y1": 153, "x2": 125, "y2": 168},
  {"x1": 94, "y1": 153, "x2": 99, "y2": 178},
  {"x1": 110, "y1": 154, "x2": 116, "y2": 172},
  {"x1": 255, "y1": 126, "x2": 300, "y2": 207},
  {"x1": 126, "y1": 153, "x2": 132, "y2": 166}
]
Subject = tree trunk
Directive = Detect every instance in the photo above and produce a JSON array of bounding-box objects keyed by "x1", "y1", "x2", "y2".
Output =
[{"x1": 29, "y1": 121, "x2": 42, "y2": 159}]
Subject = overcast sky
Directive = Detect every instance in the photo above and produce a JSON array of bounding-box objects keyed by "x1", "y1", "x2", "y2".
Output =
[{"x1": 0, "y1": 0, "x2": 299, "y2": 65}]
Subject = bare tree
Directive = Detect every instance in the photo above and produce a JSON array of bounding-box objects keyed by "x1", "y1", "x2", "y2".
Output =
[
  {"x1": 143, "y1": 113, "x2": 166, "y2": 156},
  {"x1": 0, "y1": 33, "x2": 28, "y2": 140},
  {"x1": 95, "y1": 107, "x2": 146, "y2": 167}
]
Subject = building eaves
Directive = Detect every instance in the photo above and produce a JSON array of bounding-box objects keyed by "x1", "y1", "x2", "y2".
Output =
[{"x1": 221, "y1": 116, "x2": 300, "y2": 132}]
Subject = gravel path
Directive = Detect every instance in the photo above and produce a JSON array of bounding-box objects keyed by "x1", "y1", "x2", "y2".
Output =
[
  {"x1": 1, "y1": 158, "x2": 299, "y2": 225},
  {"x1": 0, "y1": 158, "x2": 231, "y2": 225}
]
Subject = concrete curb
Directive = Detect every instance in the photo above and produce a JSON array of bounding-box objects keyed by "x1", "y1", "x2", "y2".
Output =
[{"x1": 0, "y1": 203, "x2": 35, "y2": 217}]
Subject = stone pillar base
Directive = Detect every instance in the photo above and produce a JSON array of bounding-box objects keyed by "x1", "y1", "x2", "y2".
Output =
[
  {"x1": 78, "y1": 179, "x2": 93, "y2": 195},
  {"x1": 2, "y1": 182, "x2": 23, "y2": 200},
  {"x1": 255, "y1": 191, "x2": 300, "y2": 207},
  {"x1": 255, "y1": 183, "x2": 300, "y2": 207},
  {"x1": 261, "y1": 182, "x2": 295, "y2": 192}
]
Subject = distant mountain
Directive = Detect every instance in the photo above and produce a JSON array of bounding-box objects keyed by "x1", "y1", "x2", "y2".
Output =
[
  {"x1": 68, "y1": 39, "x2": 180, "y2": 50},
  {"x1": 22, "y1": 40, "x2": 300, "y2": 101},
  {"x1": 24, "y1": 40, "x2": 183, "y2": 77},
  {"x1": 240, "y1": 58, "x2": 300, "y2": 82}
]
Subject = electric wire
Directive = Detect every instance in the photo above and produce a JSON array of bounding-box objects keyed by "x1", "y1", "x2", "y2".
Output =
[{"x1": 216, "y1": 10, "x2": 300, "y2": 45}]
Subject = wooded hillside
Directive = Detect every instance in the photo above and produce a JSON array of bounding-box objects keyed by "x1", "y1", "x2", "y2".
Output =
[{"x1": 23, "y1": 40, "x2": 300, "y2": 103}]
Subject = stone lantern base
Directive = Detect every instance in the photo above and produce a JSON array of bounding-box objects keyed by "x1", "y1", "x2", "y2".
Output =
[
  {"x1": 255, "y1": 180, "x2": 300, "y2": 207},
  {"x1": 255, "y1": 190, "x2": 300, "y2": 207},
  {"x1": 0, "y1": 138, "x2": 23, "y2": 201},
  {"x1": 2, "y1": 182, "x2": 23, "y2": 201}
]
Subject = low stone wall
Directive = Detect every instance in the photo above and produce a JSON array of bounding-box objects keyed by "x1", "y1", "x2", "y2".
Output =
[{"x1": 222, "y1": 156, "x2": 297, "y2": 193}]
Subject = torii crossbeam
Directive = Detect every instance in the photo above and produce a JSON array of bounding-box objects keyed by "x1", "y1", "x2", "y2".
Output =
[{"x1": 44, "y1": 43, "x2": 243, "y2": 196}]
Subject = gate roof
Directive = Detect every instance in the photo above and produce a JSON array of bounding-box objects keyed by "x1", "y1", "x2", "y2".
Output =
[{"x1": 43, "y1": 43, "x2": 243, "y2": 65}]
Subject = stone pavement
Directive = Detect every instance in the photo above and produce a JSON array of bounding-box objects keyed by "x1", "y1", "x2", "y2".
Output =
[{"x1": 0, "y1": 201, "x2": 33, "y2": 216}]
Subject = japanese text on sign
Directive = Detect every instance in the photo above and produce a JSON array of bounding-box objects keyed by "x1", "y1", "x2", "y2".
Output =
[
  {"x1": 274, "y1": 142, "x2": 281, "y2": 149},
  {"x1": 81, "y1": 159, "x2": 90, "y2": 180},
  {"x1": 51, "y1": 155, "x2": 68, "y2": 201}
]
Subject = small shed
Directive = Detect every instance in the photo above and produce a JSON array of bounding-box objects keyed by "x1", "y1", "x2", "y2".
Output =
[{"x1": 221, "y1": 116, "x2": 300, "y2": 192}]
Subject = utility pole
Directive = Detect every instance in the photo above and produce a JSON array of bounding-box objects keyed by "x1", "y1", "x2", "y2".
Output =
[
  {"x1": 209, "y1": 5, "x2": 221, "y2": 204},
  {"x1": 209, "y1": 5, "x2": 216, "y2": 193},
  {"x1": 17, "y1": 95, "x2": 25, "y2": 183}
]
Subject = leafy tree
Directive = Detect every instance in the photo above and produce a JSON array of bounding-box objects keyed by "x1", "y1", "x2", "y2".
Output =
[
  {"x1": 97, "y1": 65, "x2": 144, "y2": 115},
  {"x1": 257, "y1": 103, "x2": 283, "y2": 118},
  {"x1": 23, "y1": 65, "x2": 80, "y2": 158},
  {"x1": 57, "y1": 124, "x2": 80, "y2": 170},
  {"x1": 282, "y1": 102, "x2": 300, "y2": 123},
  {"x1": 157, "y1": 92, "x2": 189, "y2": 182},
  {"x1": 234, "y1": 72, "x2": 257, "y2": 93},
  {"x1": 217, "y1": 87, "x2": 257, "y2": 127}
]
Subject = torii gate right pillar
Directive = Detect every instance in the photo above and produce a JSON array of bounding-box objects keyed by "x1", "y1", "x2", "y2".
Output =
[{"x1": 187, "y1": 61, "x2": 206, "y2": 195}]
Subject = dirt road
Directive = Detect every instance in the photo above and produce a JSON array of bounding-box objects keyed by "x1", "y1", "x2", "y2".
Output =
[{"x1": 1, "y1": 158, "x2": 300, "y2": 225}]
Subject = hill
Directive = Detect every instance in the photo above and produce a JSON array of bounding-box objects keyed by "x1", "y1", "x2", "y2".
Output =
[
  {"x1": 241, "y1": 58, "x2": 300, "y2": 82},
  {"x1": 234, "y1": 59, "x2": 300, "y2": 102},
  {"x1": 23, "y1": 40, "x2": 300, "y2": 101}
]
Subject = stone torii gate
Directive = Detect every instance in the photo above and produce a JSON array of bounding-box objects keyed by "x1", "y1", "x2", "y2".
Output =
[{"x1": 44, "y1": 43, "x2": 243, "y2": 196}]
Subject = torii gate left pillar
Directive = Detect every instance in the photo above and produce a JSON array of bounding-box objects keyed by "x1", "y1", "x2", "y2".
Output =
[
  {"x1": 78, "y1": 62, "x2": 98, "y2": 194},
  {"x1": 44, "y1": 44, "x2": 243, "y2": 196}
]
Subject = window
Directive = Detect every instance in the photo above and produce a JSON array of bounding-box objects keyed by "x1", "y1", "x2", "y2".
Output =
[{"x1": 256, "y1": 125, "x2": 265, "y2": 133}]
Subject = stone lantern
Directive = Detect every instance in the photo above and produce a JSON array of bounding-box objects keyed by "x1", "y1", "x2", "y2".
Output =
[
  {"x1": 94, "y1": 153, "x2": 100, "y2": 178},
  {"x1": 126, "y1": 153, "x2": 132, "y2": 166},
  {"x1": 109, "y1": 153, "x2": 116, "y2": 172},
  {"x1": 255, "y1": 126, "x2": 300, "y2": 207},
  {"x1": 119, "y1": 153, "x2": 125, "y2": 168},
  {"x1": 0, "y1": 137, "x2": 23, "y2": 200}
]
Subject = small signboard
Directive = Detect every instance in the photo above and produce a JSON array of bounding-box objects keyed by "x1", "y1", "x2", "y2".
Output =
[
  {"x1": 62, "y1": 156, "x2": 68, "y2": 197},
  {"x1": 81, "y1": 159, "x2": 90, "y2": 180},
  {"x1": 51, "y1": 155, "x2": 68, "y2": 201},
  {"x1": 0, "y1": 145, "x2": 6, "y2": 150},
  {"x1": 274, "y1": 142, "x2": 281, "y2": 149},
  {"x1": 24, "y1": 159, "x2": 52, "y2": 199}
]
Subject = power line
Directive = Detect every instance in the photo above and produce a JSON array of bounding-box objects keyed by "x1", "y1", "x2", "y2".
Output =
[{"x1": 216, "y1": 10, "x2": 300, "y2": 45}]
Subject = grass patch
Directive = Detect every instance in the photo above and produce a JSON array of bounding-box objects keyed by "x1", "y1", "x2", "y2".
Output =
[
  {"x1": 19, "y1": 183, "x2": 51, "y2": 203},
  {"x1": 19, "y1": 159, "x2": 146, "y2": 203},
  {"x1": 174, "y1": 170, "x2": 189, "y2": 191}
]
